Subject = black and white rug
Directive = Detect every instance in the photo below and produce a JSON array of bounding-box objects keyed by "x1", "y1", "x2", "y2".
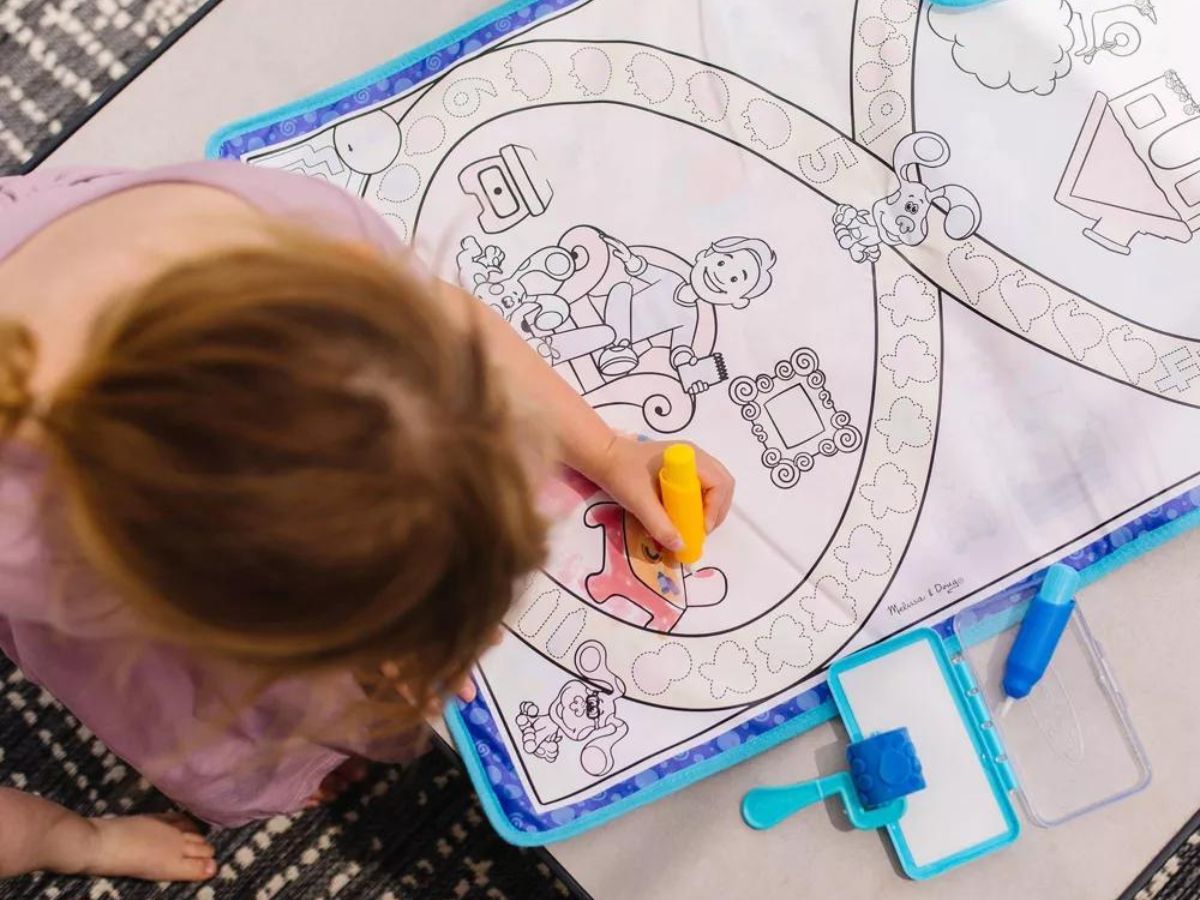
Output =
[
  {"x1": 0, "y1": 0, "x2": 211, "y2": 173},
  {"x1": 0, "y1": 653, "x2": 574, "y2": 899},
  {"x1": 1122, "y1": 809, "x2": 1200, "y2": 900}
]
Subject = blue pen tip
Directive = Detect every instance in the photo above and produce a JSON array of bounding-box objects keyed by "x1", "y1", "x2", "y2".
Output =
[{"x1": 1003, "y1": 564, "x2": 1079, "y2": 701}]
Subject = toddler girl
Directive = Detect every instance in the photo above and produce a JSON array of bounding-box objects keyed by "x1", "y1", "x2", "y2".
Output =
[{"x1": 0, "y1": 163, "x2": 733, "y2": 882}]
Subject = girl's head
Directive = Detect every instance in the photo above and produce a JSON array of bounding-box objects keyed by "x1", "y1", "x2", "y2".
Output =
[{"x1": 3, "y1": 227, "x2": 547, "y2": 716}]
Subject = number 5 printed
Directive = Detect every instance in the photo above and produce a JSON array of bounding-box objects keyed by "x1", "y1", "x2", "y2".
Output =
[{"x1": 798, "y1": 136, "x2": 860, "y2": 184}]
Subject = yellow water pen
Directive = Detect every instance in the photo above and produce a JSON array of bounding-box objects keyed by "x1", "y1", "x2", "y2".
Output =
[{"x1": 658, "y1": 443, "x2": 706, "y2": 564}]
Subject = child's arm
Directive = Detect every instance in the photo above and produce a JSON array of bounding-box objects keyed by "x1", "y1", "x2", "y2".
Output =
[{"x1": 441, "y1": 283, "x2": 735, "y2": 546}]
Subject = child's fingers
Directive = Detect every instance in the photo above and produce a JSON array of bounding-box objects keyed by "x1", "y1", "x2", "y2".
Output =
[
  {"x1": 379, "y1": 664, "x2": 447, "y2": 714},
  {"x1": 635, "y1": 500, "x2": 685, "y2": 553},
  {"x1": 380, "y1": 661, "x2": 401, "y2": 680},
  {"x1": 702, "y1": 492, "x2": 725, "y2": 533},
  {"x1": 456, "y1": 676, "x2": 478, "y2": 703},
  {"x1": 696, "y1": 454, "x2": 735, "y2": 531},
  {"x1": 709, "y1": 481, "x2": 734, "y2": 530}
]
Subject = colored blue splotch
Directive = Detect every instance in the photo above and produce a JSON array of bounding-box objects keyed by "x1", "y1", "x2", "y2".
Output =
[
  {"x1": 716, "y1": 732, "x2": 742, "y2": 751},
  {"x1": 634, "y1": 770, "x2": 659, "y2": 789},
  {"x1": 550, "y1": 807, "x2": 576, "y2": 825}
]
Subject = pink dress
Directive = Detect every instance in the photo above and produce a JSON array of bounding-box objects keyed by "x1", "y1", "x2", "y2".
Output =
[{"x1": 0, "y1": 163, "x2": 420, "y2": 827}]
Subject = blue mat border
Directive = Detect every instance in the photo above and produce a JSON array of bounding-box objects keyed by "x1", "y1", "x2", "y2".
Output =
[
  {"x1": 205, "y1": 0, "x2": 583, "y2": 160},
  {"x1": 206, "y1": 0, "x2": 1200, "y2": 847},
  {"x1": 448, "y1": 490, "x2": 1200, "y2": 846}
]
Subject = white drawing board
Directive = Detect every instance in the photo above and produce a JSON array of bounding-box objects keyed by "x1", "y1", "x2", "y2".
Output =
[
  {"x1": 832, "y1": 633, "x2": 1017, "y2": 872},
  {"x1": 212, "y1": 0, "x2": 1200, "y2": 838}
]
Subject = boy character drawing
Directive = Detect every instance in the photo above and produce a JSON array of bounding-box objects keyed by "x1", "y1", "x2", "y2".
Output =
[{"x1": 595, "y1": 234, "x2": 777, "y2": 393}]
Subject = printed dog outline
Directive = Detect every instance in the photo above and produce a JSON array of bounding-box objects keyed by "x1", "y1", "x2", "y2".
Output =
[
  {"x1": 582, "y1": 501, "x2": 727, "y2": 632},
  {"x1": 515, "y1": 640, "x2": 629, "y2": 777},
  {"x1": 833, "y1": 132, "x2": 981, "y2": 263}
]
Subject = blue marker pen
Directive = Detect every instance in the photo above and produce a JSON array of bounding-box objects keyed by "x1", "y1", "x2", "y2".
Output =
[{"x1": 999, "y1": 564, "x2": 1080, "y2": 715}]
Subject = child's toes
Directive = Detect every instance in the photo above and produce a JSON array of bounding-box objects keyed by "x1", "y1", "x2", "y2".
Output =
[
  {"x1": 176, "y1": 857, "x2": 217, "y2": 881},
  {"x1": 183, "y1": 834, "x2": 215, "y2": 858},
  {"x1": 90, "y1": 814, "x2": 217, "y2": 882},
  {"x1": 158, "y1": 811, "x2": 200, "y2": 834}
]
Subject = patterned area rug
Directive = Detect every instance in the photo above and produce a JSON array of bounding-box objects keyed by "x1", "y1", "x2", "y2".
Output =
[
  {"x1": 0, "y1": 0, "x2": 211, "y2": 172},
  {"x1": 0, "y1": 3, "x2": 578, "y2": 897},
  {"x1": 1122, "y1": 809, "x2": 1200, "y2": 900},
  {"x1": 0, "y1": 653, "x2": 574, "y2": 899}
]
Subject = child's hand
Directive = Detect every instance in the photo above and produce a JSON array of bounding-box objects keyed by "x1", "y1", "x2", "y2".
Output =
[
  {"x1": 454, "y1": 676, "x2": 477, "y2": 703},
  {"x1": 450, "y1": 627, "x2": 505, "y2": 704},
  {"x1": 379, "y1": 627, "x2": 506, "y2": 708},
  {"x1": 376, "y1": 666, "x2": 480, "y2": 708},
  {"x1": 593, "y1": 436, "x2": 735, "y2": 552}
]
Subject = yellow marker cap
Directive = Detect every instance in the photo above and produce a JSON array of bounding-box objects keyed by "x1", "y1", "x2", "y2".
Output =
[{"x1": 658, "y1": 443, "x2": 706, "y2": 564}]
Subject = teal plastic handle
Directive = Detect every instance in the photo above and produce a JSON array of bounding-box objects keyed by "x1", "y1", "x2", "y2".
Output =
[
  {"x1": 742, "y1": 776, "x2": 838, "y2": 830},
  {"x1": 741, "y1": 772, "x2": 906, "y2": 831}
]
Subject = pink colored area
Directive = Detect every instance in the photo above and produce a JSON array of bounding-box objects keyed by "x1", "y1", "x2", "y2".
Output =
[
  {"x1": 583, "y1": 502, "x2": 685, "y2": 632},
  {"x1": 538, "y1": 467, "x2": 600, "y2": 520},
  {"x1": 1074, "y1": 106, "x2": 1178, "y2": 219}
]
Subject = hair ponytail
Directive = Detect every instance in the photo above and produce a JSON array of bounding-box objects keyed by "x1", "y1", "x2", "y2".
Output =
[{"x1": 0, "y1": 320, "x2": 38, "y2": 438}]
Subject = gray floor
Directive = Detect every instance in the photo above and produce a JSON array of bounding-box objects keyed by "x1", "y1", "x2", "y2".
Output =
[{"x1": 0, "y1": 0, "x2": 203, "y2": 173}]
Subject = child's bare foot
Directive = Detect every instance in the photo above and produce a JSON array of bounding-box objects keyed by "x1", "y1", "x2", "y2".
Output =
[
  {"x1": 305, "y1": 756, "x2": 370, "y2": 807},
  {"x1": 83, "y1": 812, "x2": 216, "y2": 882}
]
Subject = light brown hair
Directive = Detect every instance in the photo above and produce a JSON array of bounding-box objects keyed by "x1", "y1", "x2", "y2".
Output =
[{"x1": 3, "y1": 228, "x2": 547, "y2": 729}]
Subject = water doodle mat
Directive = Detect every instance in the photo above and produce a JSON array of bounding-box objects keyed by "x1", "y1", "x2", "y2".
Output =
[{"x1": 210, "y1": 0, "x2": 1200, "y2": 844}]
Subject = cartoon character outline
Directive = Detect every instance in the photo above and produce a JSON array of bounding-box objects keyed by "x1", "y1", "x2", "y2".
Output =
[
  {"x1": 833, "y1": 132, "x2": 981, "y2": 264},
  {"x1": 516, "y1": 640, "x2": 628, "y2": 776},
  {"x1": 458, "y1": 144, "x2": 554, "y2": 234},
  {"x1": 583, "y1": 501, "x2": 727, "y2": 632},
  {"x1": 589, "y1": 233, "x2": 776, "y2": 395},
  {"x1": 1073, "y1": 0, "x2": 1156, "y2": 64},
  {"x1": 456, "y1": 235, "x2": 574, "y2": 335},
  {"x1": 456, "y1": 225, "x2": 775, "y2": 433}
]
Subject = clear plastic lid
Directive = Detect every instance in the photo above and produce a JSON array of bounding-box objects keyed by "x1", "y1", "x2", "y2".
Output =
[{"x1": 952, "y1": 604, "x2": 1151, "y2": 828}]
